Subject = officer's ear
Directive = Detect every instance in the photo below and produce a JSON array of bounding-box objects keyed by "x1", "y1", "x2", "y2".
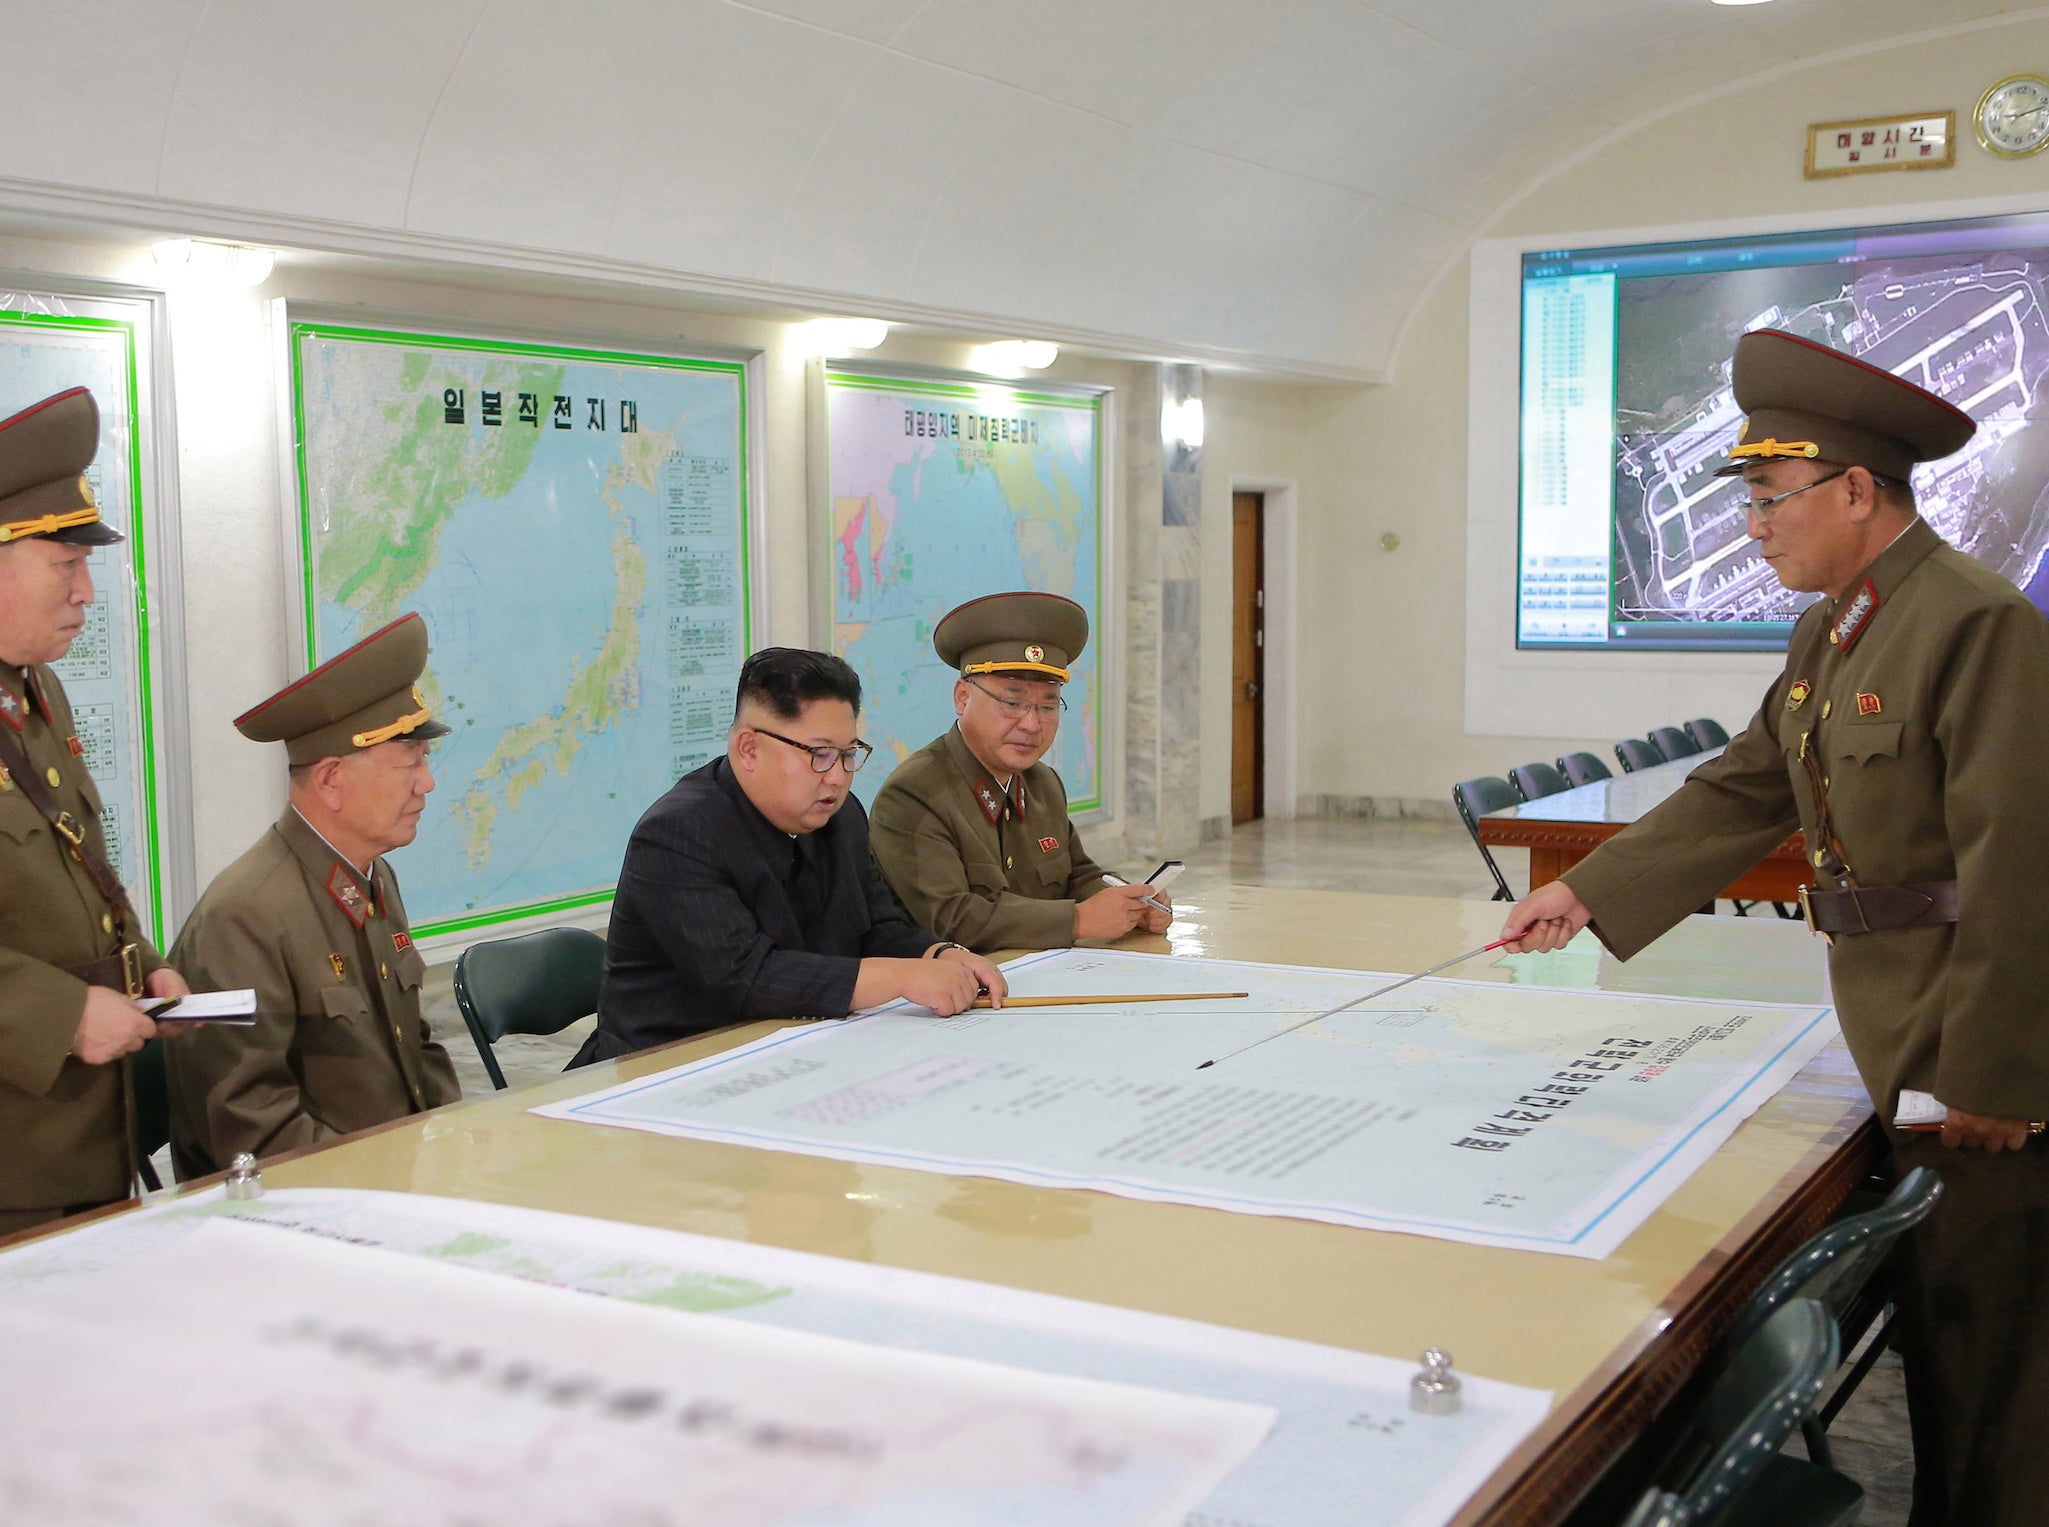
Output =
[
  {"x1": 1843, "y1": 466, "x2": 1884, "y2": 523},
  {"x1": 301, "y1": 754, "x2": 349, "y2": 810},
  {"x1": 953, "y1": 678, "x2": 972, "y2": 719}
]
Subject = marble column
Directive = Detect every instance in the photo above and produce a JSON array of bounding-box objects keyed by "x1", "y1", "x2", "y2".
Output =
[{"x1": 1121, "y1": 363, "x2": 1204, "y2": 859}]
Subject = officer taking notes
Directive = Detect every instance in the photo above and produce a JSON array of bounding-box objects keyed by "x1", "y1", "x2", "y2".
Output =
[
  {"x1": 166, "y1": 613, "x2": 462, "y2": 1178},
  {"x1": 1501, "y1": 330, "x2": 2049, "y2": 1526},
  {"x1": 871, "y1": 591, "x2": 1168, "y2": 951},
  {"x1": 0, "y1": 387, "x2": 192, "y2": 1236}
]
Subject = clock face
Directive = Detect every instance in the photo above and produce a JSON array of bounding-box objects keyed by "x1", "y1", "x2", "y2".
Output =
[{"x1": 1976, "y1": 74, "x2": 2049, "y2": 158}]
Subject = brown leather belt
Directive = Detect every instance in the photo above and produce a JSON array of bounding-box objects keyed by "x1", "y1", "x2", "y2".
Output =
[
  {"x1": 1798, "y1": 880, "x2": 1959, "y2": 936},
  {"x1": 66, "y1": 944, "x2": 144, "y2": 997}
]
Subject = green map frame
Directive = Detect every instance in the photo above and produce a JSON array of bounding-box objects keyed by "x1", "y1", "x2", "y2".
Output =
[
  {"x1": 0, "y1": 307, "x2": 169, "y2": 945},
  {"x1": 822, "y1": 365, "x2": 1107, "y2": 813},
  {"x1": 285, "y1": 318, "x2": 754, "y2": 940}
]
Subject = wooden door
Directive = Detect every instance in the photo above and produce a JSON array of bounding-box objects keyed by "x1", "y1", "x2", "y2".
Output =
[{"x1": 1231, "y1": 492, "x2": 1265, "y2": 824}]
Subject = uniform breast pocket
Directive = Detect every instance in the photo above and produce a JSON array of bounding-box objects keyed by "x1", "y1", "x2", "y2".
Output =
[
  {"x1": 0, "y1": 789, "x2": 49, "y2": 848},
  {"x1": 306, "y1": 985, "x2": 374, "y2": 1055},
  {"x1": 1831, "y1": 719, "x2": 1903, "y2": 765},
  {"x1": 1028, "y1": 835, "x2": 1074, "y2": 891},
  {"x1": 394, "y1": 945, "x2": 426, "y2": 994}
]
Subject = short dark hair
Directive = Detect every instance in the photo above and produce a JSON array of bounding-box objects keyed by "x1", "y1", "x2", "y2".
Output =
[{"x1": 734, "y1": 647, "x2": 862, "y2": 722}]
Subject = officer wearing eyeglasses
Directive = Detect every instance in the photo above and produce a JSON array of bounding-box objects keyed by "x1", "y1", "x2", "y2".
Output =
[
  {"x1": 1502, "y1": 330, "x2": 2049, "y2": 1525},
  {"x1": 871, "y1": 592, "x2": 1169, "y2": 952},
  {"x1": 571, "y1": 647, "x2": 1006, "y2": 1066}
]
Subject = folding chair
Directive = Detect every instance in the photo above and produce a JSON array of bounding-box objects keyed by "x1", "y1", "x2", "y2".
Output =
[
  {"x1": 1451, "y1": 776, "x2": 1520, "y2": 901},
  {"x1": 1509, "y1": 761, "x2": 1569, "y2": 802},
  {"x1": 452, "y1": 927, "x2": 607, "y2": 1090},
  {"x1": 1649, "y1": 726, "x2": 1702, "y2": 762},
  {"x1": 1615, "y1": 737, "x2": 1661, "y2": 773},
  {"x1": 1557, "y1": 751, "x2": 1613, "y2": 788},
  {"x1": 1686, "y1": 718, "x2": 1731, "y2": 750}
]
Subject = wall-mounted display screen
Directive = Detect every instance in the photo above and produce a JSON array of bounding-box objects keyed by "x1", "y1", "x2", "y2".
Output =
[{"x1": 1517, "y1": 211, "x2": 2049, "y2": 650}]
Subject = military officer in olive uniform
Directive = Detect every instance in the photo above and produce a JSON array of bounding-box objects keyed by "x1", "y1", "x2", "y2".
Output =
[
  {"x1": 0, "y1": 386, "x2": 191, "y2": 1236},
  {"x1": 871, "y1": 591, "x2": 1169, "y2": 951},
  {"x1": 1504, "y1": 330, "x2": 2049, "y2": 1526},
  {"x1": 166, "y1": 613, "x2": 461, "y2": 1178}
]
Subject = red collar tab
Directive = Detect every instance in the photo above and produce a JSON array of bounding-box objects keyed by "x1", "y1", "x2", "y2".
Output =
[
  {"x1": 973, "y1": 777, "x2": 1003, "y2": 826},
  {"x1": 326, "y1": 863, "x2": 372, "y2": 928},
  {"x1": 1014, "y1": 777, "x2": 1027, "y2": 816},
  {"x1": 0, "y1": 683, "x2": 20, "y2": 732},
  {"x1": 24, "y1": 669, "x2": 52, "y2": 720},
  {"x1": 1833, "y1": 579, "x2": 1880, "y2": 653}
]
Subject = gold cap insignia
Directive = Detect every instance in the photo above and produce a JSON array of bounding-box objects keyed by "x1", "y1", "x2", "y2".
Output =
[
  {"x1": 1024, "y1": 644, "x2": 1044, "y2": 663},
  {"x1": 76, "y1": 475, "x2": 95, "y2": 508}
]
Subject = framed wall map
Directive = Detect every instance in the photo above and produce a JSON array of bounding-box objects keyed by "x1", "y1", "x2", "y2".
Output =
[
  {"x1": 281, "y1": 312, "x2": 758, "y2": 941},
  {"x1": 0, "y1": 277, "x2": 189, "y2": 945}
]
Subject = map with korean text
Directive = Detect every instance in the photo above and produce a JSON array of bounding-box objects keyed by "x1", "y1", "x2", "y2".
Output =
[
  {"x1": 825, "y1": 367, "x2": 1103, "y2": 808},
  {"x1": 290, "y1": 322, "x2": 750, "y2": 938},
  {"x1": 542, "y1": 948, "x2": 1838, "y2": 1260}
]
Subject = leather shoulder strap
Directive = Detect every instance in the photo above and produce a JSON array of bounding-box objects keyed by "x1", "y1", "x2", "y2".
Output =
[{"x1": 0, "y1": 720, "x2": 139, "y2": 933}]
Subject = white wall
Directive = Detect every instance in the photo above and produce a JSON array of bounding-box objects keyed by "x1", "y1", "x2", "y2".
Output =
[
  {"x1": 0, "y1": 226, "x2": 1161, "y2": 910},
  {"x1": 1283, "y1": 21, "x2": 2049, "y2": 806}
]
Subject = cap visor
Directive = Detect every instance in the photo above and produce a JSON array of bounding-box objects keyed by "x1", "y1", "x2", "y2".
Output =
[{"x1": 48, "y1": 519, "x2": 123, "y2": 546}]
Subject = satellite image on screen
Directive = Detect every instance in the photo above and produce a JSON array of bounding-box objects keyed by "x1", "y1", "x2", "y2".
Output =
[{"x1": 1611, "y1": 247, "x2": 2049, "y2": 630}]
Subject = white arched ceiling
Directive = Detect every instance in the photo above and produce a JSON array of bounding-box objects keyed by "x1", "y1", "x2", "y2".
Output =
[{"x1": 0, "y1": 0, "x2": 2032, "y2": 380}]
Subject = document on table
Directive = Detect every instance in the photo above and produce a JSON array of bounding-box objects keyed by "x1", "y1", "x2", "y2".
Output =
[
  {"x1": 0, "y1": 1188, "x2": 1553, "y2": 1527},
  {"x1": 538, "y1": 947, "x2": 1839, "y2": 1259},
  {"x1": 0, "y1": 1213, "x2": 1269, "y2": 1527}
]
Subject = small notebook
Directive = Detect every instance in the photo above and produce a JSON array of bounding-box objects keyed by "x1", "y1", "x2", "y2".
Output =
[
  {"x1": 1893, "y1": 1088, "x2": 1948, "y2": 1128},
  {"x1": 141, "y1": 989, "x2": 258, "y2": 1025}
]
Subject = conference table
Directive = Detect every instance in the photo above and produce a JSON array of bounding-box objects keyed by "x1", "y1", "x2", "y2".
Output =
[
  {"x1": 1478, "y1": 750, "x2": 1811, "y2": 902},
  {"x1": 3, "y1": 886, "x2": 1873, "y2": 1526}
]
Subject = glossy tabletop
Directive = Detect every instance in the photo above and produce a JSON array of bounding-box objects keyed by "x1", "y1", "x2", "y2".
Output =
[
  {"x1": 17, "y1": 887, "x2": 1870, "y2": 1524},
  {"x1": 1478, "y1": 751, "x2": 1809, "y2": 901}
]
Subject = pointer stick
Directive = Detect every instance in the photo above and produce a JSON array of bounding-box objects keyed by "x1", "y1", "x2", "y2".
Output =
[
  {"x1": 1196, "y1": 937, "x2": 1518, "y2": 1069},
  {"x1": 973, "y1": 991, "x2": 1249, "y2": 1009}
]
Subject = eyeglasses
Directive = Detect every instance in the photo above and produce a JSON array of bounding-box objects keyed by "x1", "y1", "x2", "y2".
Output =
[
  {"x1": 751, "y1": 726, "x2": 874, "y2": 774},
  {"x1": 1744, "y1": 468, "x2": 1847, "y2": 521},
  {"x1": 964, "y1": 676, "x2": 1066, "y2": 723}
]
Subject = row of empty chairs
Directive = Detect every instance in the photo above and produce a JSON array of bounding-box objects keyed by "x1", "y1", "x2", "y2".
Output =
[{"x1": 1452, "y1": 719, "x2": 1731, "y2": 902}]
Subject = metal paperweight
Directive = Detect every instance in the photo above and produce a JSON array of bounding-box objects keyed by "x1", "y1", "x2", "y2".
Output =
[
  {"x1": 223, "y1": 1152, "x2": 264, "y2": 1201},
  {"x1": 1410, "y1": 1347, "x2": 1462, "y2": 1415}
]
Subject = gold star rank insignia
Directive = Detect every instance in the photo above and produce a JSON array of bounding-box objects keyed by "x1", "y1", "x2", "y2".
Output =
[{"x1": 1833, "y1": 579, "x2": 1880, "y2": 652}]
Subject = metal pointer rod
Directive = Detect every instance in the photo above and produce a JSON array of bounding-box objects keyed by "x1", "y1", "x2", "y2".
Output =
[{"x1": 1196, "y1": 937, "x2": 1517, "y2": 1069}]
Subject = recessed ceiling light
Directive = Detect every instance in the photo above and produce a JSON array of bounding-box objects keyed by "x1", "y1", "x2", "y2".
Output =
[{"x1": 1710, "y1": 0, "x2": 1777, "y2": 7}]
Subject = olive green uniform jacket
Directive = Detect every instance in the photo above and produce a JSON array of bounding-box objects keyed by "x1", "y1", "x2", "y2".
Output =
[
  {"x1": 1562, "y1": 518, "x2": 2049, "y2": 1127},
  {"x1": 165, "y1": 808, "x2": 460, "y2": 1179},
  {"x1": 0, "y1": 663, "x2": 165, "y2": 1215},
  {"x1": 871, "y1": 727, "x2": 1110, "y2": 952}
]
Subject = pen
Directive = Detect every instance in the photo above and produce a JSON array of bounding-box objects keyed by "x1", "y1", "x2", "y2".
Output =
[{"x1": 1100, "y1": 872, "x2": 1170, "y2": 914}]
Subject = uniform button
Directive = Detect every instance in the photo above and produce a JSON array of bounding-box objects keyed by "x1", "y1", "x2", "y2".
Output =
[
  {"x1": 380, "y1": 963, "x2": 390, "y2": 980},
  {"x1": 1829, "y1": 628, "x2": 1839, "y2": 645},
  {"x1": 1813, "y1": 849, "x2": 1825, "y2": 866},
  {"x1": 1005, "y1": 856, "x2": 1013, "y2": 869},
  {"x1": 1821, "y1": 700, "x2": 1832, "y2": 718},
  {"x1": 101, "y1": 912, "x2": 114, "y2": 933},
  {"x1": 45, "y1": 766, "x2": 61, "y2": 788}
]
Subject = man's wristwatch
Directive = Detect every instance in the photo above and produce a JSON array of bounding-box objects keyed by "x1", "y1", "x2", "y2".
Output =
[{"x1": 929, "y1": 941, "x2": 970, "y2": 960}]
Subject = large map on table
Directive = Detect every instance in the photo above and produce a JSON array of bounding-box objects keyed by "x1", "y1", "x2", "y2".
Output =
[
  {"x1": 824, "y1": 367, "x2": 1104, "y2": 809},
  {"x1": 539, "y1": 949, "x2": 1839, "y2": 1260},
  {"x1": 0, "y1": 1189, "x2": 1549, "y2": 1527},
  {"x1": 289, "y1": 321, "x2": 751, "y2": 938}
]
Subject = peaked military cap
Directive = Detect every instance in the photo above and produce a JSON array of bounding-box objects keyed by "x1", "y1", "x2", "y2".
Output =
[
  {"x1": 237, "y1": 613, "x2": 451, "y2": 765},
  {"x1": 1715, "y1": 330, "x2": 1975, "y2": 481},
  {"x1": 934, "y1": 591, "x2": 1088, "y2": 682},
  {"x1": 0, "y1": 387, "x2": 121, "y2": 547}
]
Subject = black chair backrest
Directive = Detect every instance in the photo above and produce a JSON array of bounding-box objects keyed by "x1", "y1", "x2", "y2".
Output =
[
  {"x1": 132, "y1": 1035, "x2": 170, "y2": 1160},
  {"x1": 1557, "y1": 751, "x2": 1613, "y2": 788},
  {"x1": 1624, "y1": 1300, "x2": 1840, "y2": 1527},
  {"x1": 1648, "y1": 726, "x2": 1701, "y2": 762},
  {"x1": 1509, "y1": 761, "x2": 1569, "y2": 802},
  {"x1": 1723, "y1": 1168, "x2": 1944, "y2": 1349},
  {"x1": 1451, "y1": 776, "x2": 1520, "y2": 901},
  {"x1": 1614, "y1": 737, "x2": 1661, "y2": 773},
  {"x1": 453, "y1": 927, "x2": 608, "y2": 1089},
  {"x1": 1685, "y1": 717, "x2": 1730, "y2": 750}
]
